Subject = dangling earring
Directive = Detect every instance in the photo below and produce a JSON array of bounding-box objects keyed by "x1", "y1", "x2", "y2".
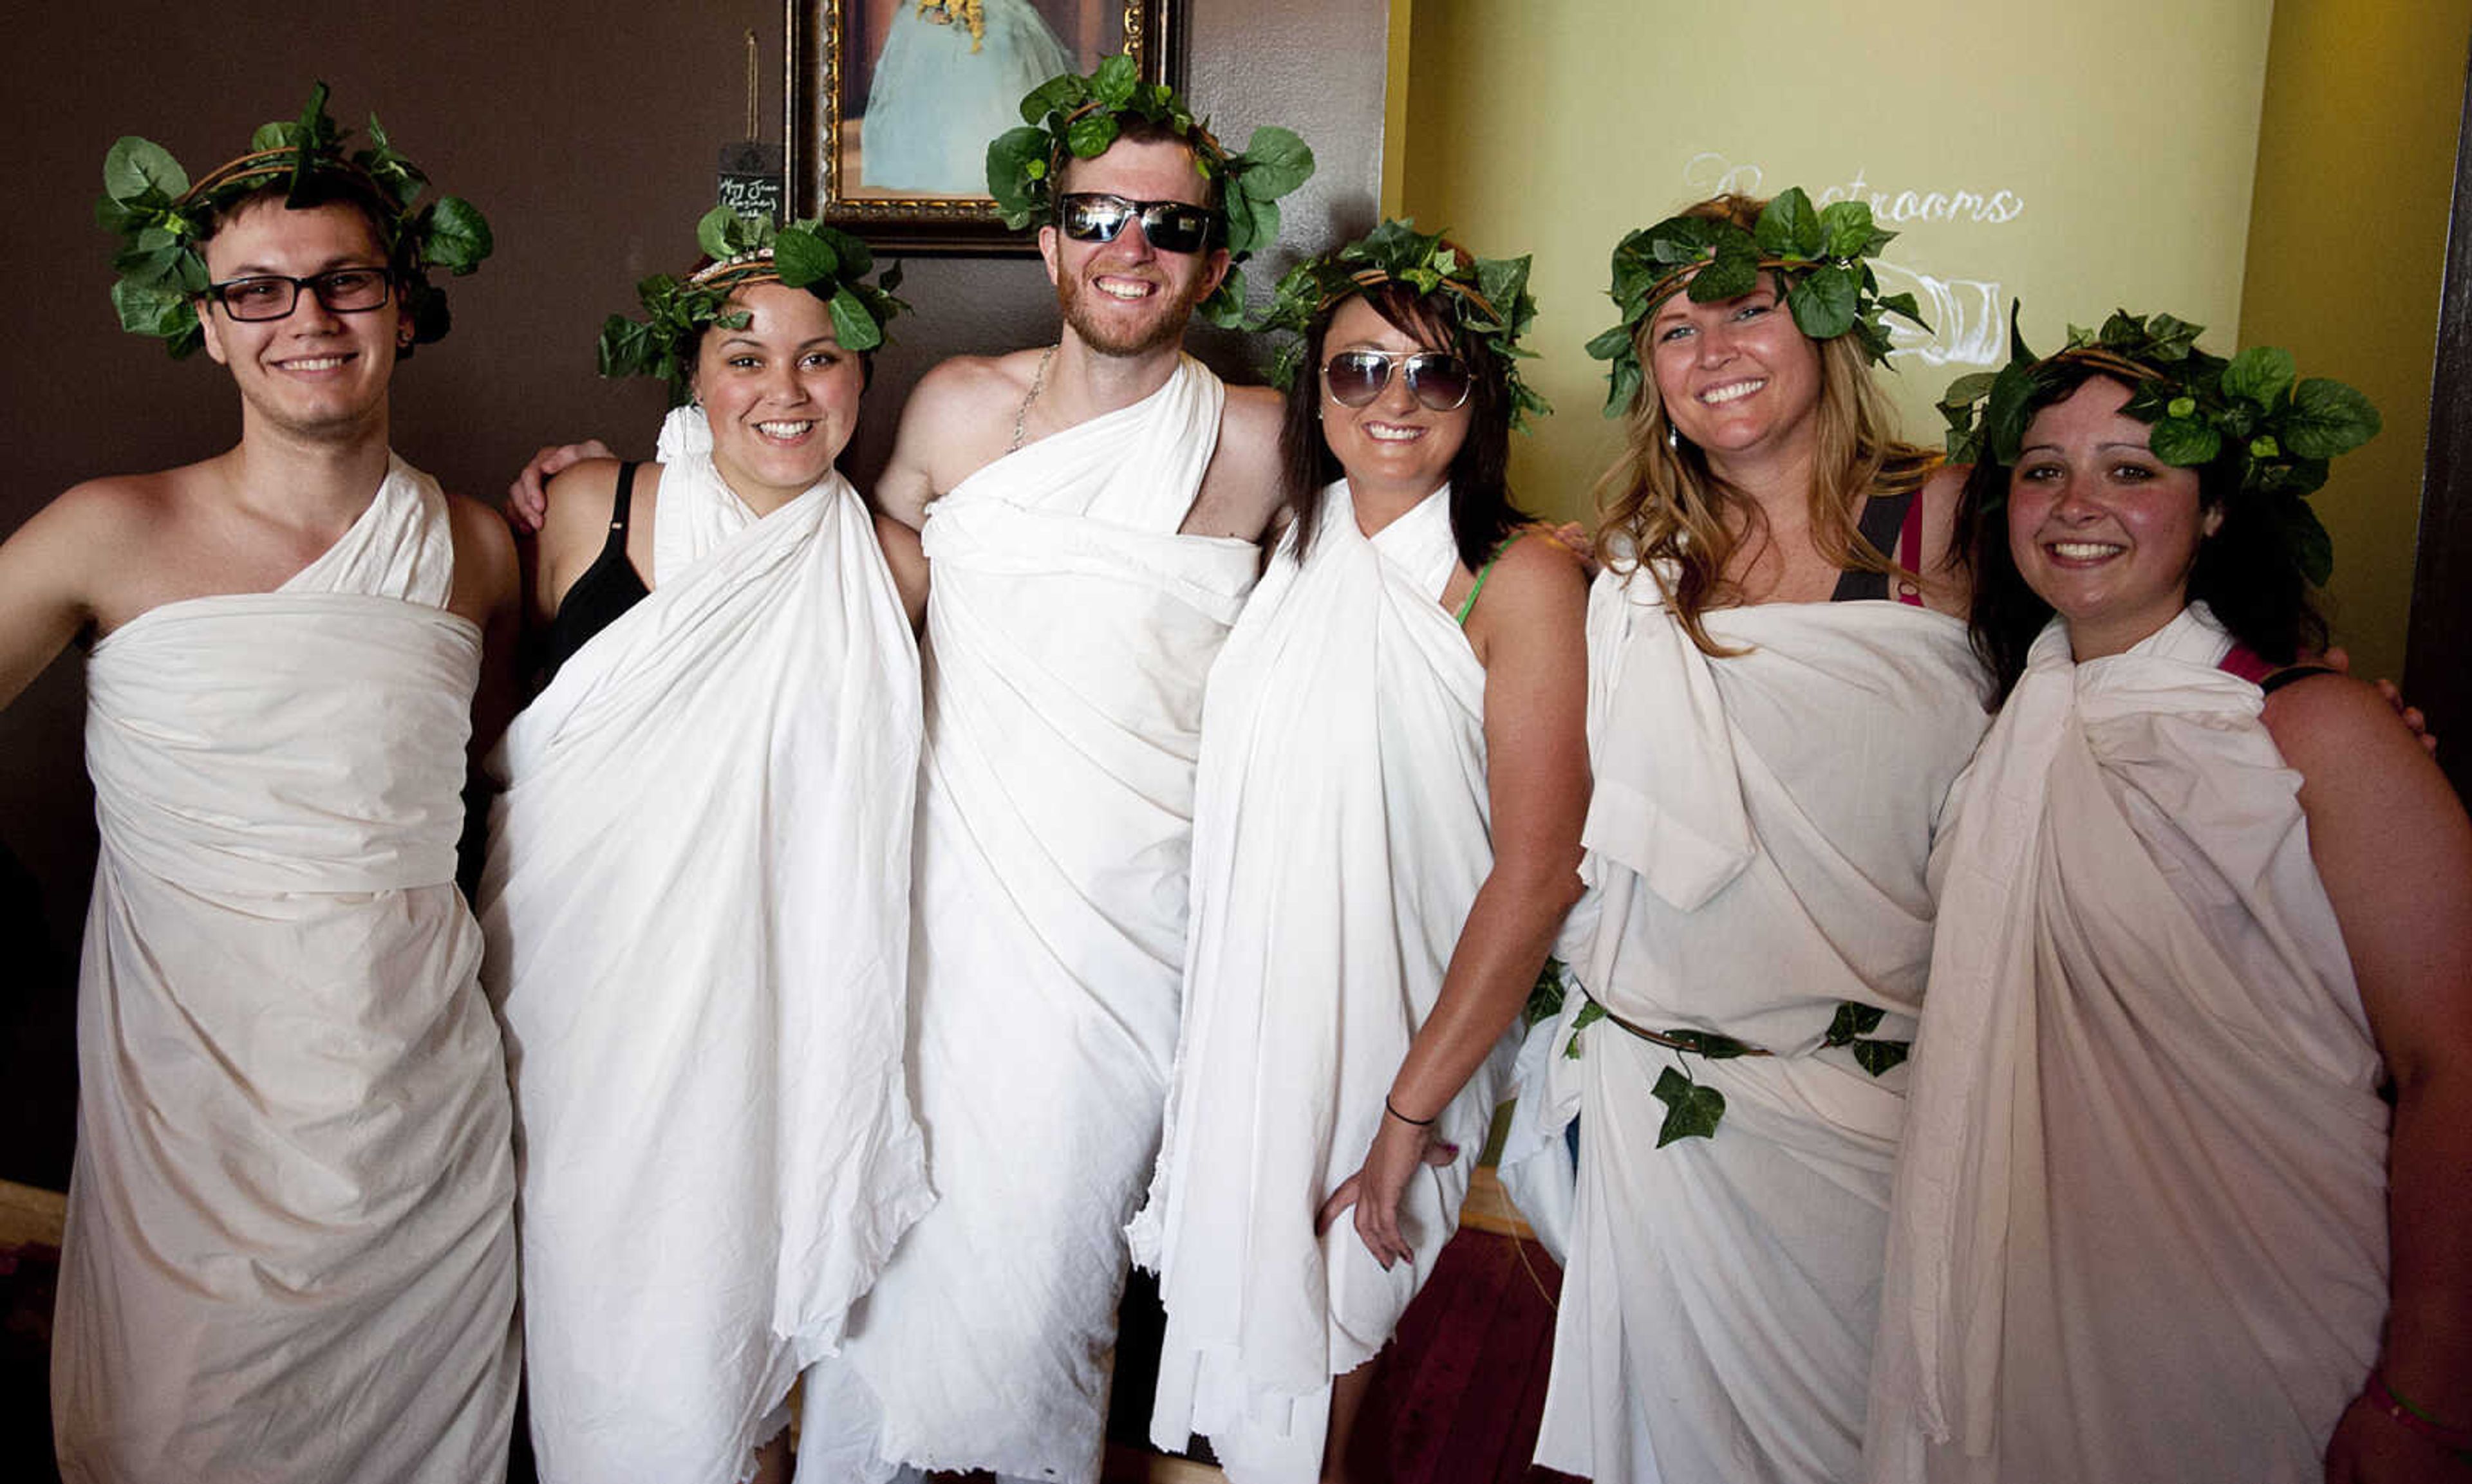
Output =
[{"x1": 1665, "y1": 424, "x2": 1680, "y2": 453}]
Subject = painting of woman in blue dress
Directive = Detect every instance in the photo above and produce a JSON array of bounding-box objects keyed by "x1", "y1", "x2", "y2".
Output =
[{"x1": 861, "y1": 1, "x2": 1075, "y2": 195}]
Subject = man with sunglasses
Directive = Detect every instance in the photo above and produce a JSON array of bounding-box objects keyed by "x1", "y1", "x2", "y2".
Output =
[
  {"x1": 787, "y1": 90, "x2": 1312, "y2": 1484},
  {"x1": 0, "y1": 98, "x2": 524, "y2": 1483}
]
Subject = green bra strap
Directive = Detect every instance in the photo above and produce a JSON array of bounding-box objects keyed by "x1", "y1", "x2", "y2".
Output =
[{"x1": 1454, "y1": 531, "x2": 1523, "y2": 626}]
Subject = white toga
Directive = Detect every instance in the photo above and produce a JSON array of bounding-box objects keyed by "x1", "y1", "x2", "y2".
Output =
[
  {"x1": 52, "y1": 459, "x2": 520, "y2": 1484},
  {"x1": 480, "y1": 409, "x2": 930, "y2": 1484},
  {"x1": 1867, "y1": 607, "x2": 2388, "y2": 1484},
  {"x1": 1132, "y1": 482, "x2": 1511, "y2": 1482},
  {"x1": 799, "y1": 355, "x2": 1259, "y2": 1483},
  {"x1": 1510, "y1": 572, "x2": 1987, "y2": 1484}
]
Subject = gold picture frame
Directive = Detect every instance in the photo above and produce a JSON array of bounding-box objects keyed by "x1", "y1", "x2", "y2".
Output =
[{"x1": 795, "y1": 0, "x2": 1179, "y2": 252}]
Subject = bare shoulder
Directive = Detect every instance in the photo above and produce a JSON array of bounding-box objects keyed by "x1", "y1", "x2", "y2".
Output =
[
  {"x1": 1481, "y1": 530, "x2": 1590, "y2": 618},
  {"x1": 1465, "y1": 529, "x2": 1589, "y2": 666},
  {"x1": 15, "y1": 465, "x2": 198, "y2": 584},
  {"x1": 1186, "y1": 384, "x2": 1288, "y2": 541},
  {"x1": 444, "y1": 490, "x2": 520, "y2": 618},
  {"x1": 2260, "y1": 669, "x2": 2429, "y2": 781},
  {"x1": 904, "y1": 349, "x2": 1045, "y2": 424},
  {"x1": 885, "y1": 350, "x2": 1042, "y2": 508}
]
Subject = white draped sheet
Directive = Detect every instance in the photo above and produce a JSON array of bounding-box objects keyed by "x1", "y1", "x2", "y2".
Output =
[
  {"x1": 1512, "y1": 573, "x2": 1988, "y2": 1484},
  {"x1": 1867, "y1": 608, "x2": 2388, "y2": 1484},
  {"x1": 799, "y1": 356, "x2": 1258, "y2": 1483},
  {"x1": 1130, "y1": 483, "x2": 1510, "y2": 1482},
  {"x1": 480, "y1": 409, "x2": 929, "y2": 1484},
  {"x1": 52, "y1": 460, "x2": 520, "y2": 1484}
]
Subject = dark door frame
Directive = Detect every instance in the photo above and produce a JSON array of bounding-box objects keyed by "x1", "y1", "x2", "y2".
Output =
[{"x1": 2407, "y1": 34, "x2": 2472, "y2": 797}]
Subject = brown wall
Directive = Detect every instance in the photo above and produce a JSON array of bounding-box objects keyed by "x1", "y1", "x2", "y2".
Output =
[{"x1": 0, "y1": 0, "x2": 1391, "y2": 1188}]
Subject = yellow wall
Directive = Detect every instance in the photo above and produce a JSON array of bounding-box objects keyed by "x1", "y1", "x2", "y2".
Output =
[
  {"x1": 2238, "y1": 0, "x2": 2471, "y2": 680},
  {"x1": 1399, "y1": 1, "x2": 2277, "y2": 524}
]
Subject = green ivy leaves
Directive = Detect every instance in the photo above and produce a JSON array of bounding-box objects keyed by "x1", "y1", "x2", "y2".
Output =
[
  {"x1": 1939, "y1": 305, "x2": 2379, "y2": 587},
  {"x1": 100, "y1": 82, "x2": 494, "y2": 359},
  {"x1": 1587, "y1": 187, "x2": 1927, "y2": 417},
  {"x1": 598, "y1": 209, "x2": 907, "y2": 404},
  {"x1": 985, "y1": 58, "x2": 1314, "y2": 329},
  {"x1": 1822, "y1": 1001, "x2": 1911, "y2": 1077},
  {"x1": 1257, "y1": 217, "x2": 1550, "y2": 427},
  {"x1": 1651, "y1": 1067, "x2": 1726, "y2": 1146}
]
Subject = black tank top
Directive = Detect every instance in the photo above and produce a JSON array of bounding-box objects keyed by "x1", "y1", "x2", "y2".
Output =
[
  {"x1": 538, "y1": 461, "x2": 651, "y2": 684},
  {"x1": 1829, "y1": 487, "x2": 1919, "y2": 604}
]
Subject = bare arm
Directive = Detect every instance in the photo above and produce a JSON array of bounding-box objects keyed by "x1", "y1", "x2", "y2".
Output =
[
  {"x1": 874, "y1": 512, "x2": 930, "y2": 632},
  {"x1": 445, "y1": 493, "x2": 525, "y2": 758},
  {"x1": 1318, "y1": 539, "x2": 1591, "y2": 1266},
  {"x1": 525, "y1": 459, "x2": 633, "y2": 627},
  {"x1": 875, "y1": 357, "x2": 1018, "y2": 530},
  {"x1": 1181, "y1": 384, "x2": 1289, "y2": 543},
  {"x1": 2266, "y1": 677, "x2": 2472, "y2": 1482},
  {"x1": 505, "y1": 439, "x2": 619, "y2": 533},
  {"x1": 0, "y1": 487, "x2": 115, "y2": 710}
]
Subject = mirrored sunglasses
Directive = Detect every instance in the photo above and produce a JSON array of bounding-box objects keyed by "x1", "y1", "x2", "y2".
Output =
[
  {"x1": 1056, "y1": 192, "x2": 1219, "y2": 255},
  {"x1": 1320, "y1": 349, "x2": 1474, "y2": 412}
]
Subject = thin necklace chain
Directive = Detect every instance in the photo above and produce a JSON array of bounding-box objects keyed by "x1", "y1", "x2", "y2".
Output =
[{"x1": 1009, "y1": 344, "x2": 1056, "y2": 454}]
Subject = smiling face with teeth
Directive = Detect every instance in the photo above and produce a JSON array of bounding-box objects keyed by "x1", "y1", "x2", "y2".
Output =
[
  {"x1": 2007, "y1": 375, "x2": 2221, "y2": 661},
  {"x1": 1645, "y1": 274, "x2": 1823, "y2": 472},
  {"x1": 1039, "y1": 136, "x2": 1229, "y2": 360},
  {"x1": 690, "y1": 282, "x2": 865, "y2": 512},
  {"x1": 1316, "y1": 293, "x2": 1474, "y2": 513},
  {"x1": 195, "y1": 198, "x2": 403, "y2": 445}
]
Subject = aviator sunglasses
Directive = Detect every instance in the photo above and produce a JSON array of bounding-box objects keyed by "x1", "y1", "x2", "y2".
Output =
[
  {"x1": 1056, "y1": 192, "x2": 1221, "y2": 255},
  {"x1": 1320, "y1": 348, "x2": 1475, "y2": 413}
]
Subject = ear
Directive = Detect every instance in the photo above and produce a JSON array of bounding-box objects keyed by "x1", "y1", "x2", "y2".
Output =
[
  {"x1": 1038, "y1": 224, "x2": 1062, "y2": 286},
  {"x1": 1196, "y1": 245, "x2": 1231, "y2": 302},
  {"x1": 194, "y1": 297, "x2": 230, "y2": 366},
  {"x1": 2202, "y1": 504, "x2": 2225, "y2": 538}
]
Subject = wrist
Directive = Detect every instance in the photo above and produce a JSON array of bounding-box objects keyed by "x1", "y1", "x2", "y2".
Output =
[
  {"x1": 1383, "y1": 1093, "x2": 1436, "y2": 1127},
  {"x1": 2366, "y1": 1367, "x2": 2472, "y2": 1454}
]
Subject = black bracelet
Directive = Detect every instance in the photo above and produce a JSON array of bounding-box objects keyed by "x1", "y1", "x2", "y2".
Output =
[{"x1": 1384, "y1": 1094, "x2": 1436, "y2": 1127}]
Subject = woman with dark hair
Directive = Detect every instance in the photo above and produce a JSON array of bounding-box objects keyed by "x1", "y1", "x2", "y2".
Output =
[
  {"x1": 477, "y1": 209, "x2": 929, "y2": 1484},
  {"x1": 1128, "y1": 221, "x2": 1587, "y2": 1483},
  {"x1": 1869, "y1": 318, "x2": 2472, "y2": 1483},
  {"x1": 1503, "y1": 190, "x2": 1990, "y2": 1484}
]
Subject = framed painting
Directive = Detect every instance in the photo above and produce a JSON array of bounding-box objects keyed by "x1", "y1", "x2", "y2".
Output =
[{"x1": 794, "y1": 0, "x2": 1181, "y2": 252}]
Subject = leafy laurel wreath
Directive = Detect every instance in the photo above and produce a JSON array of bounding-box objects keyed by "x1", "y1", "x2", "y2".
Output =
[
  {"x1": 1257, "y1": 218, "x2": 1551, "y2": 431},
  {"x1": 1584, "y1": 187, "x2": 1926, "y2": 418},
  {"x1": 98, "y1": 82, "x2": 492, "y2": 360},
  {"x1": 595, "y1": 207, "x2": 908, "y2": 406},
  {"x1": 1940, "y1": 306, "x2": 2381, "y2": 585},
  {"x1": 984, "y1": 54, "x2": 1314, "y2": 328}
]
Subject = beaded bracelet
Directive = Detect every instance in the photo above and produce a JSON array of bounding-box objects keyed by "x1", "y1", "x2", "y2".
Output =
[
  {"x1": 2368, "y1": 1369, "x2": 2472, "y2": 1453},
  {"x1": 1383, "y1": 1095, "x2": 1436, "y2": 1127}
]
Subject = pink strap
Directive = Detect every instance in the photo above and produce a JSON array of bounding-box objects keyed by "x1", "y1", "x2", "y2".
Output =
[
  {"x1": 1893, "y1": 492, "x2": 1928, "y2": 607},
  {"x1": 2218, "y1": 644, "x2": 2276, "y2": 683}
]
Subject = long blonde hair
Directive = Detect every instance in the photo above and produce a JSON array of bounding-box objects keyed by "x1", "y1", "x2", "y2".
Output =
[{"x1": 1593, "y1": 195, "x2": 1938, "y2": 655}]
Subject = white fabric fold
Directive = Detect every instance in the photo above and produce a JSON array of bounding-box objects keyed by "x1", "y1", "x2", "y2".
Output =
[
  {"x1": 1867, "y1": 606, "x2": 2388, "y2": 1484},
  {"x1": 1517, "y1": 573, "x2": 1987, "y2": 1484},
  {"x1": 1130, "y1": 483, "x2": 1508, "y2": 1482},
  {"x1": 481, "y1": 413, "x2": 929, "y2": 1484},
  {"x1": 53, "y1": 460, "x2": 520, "y2": 1484},
  {"x1": 803, "y1": 355, "x2": 1259, "y2": 1483}
]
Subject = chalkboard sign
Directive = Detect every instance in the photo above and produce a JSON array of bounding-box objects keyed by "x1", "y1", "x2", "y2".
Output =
[{"x1": 718, "y1": 142, "x2": 786, "y2": 223}]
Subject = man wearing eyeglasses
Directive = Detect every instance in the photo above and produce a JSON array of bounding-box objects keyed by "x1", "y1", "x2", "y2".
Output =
[
  {"x1": 787, "y1": 104, "x2": 1306, "y2": 1484},
  {"x1": 0, "y1": 111, "x2": 523, "y2": 1483}
]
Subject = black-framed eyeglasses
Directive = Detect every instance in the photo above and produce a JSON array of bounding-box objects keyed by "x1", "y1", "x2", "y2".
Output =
[
  {"x1": 1056, "y1": 193, "x2": 1220, "y2": 255},
  {"x1": 204, "y1": 267, "x2": 395, "y2": 322},
  {"x1": 1320, "y1": 349, "x2": 1474, "y2": 412}
]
